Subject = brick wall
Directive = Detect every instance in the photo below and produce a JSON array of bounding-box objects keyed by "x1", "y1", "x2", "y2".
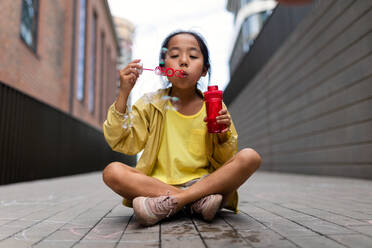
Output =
[
  {"x1": 71, "y1": 0, "x2": 119, "y2": 129},
  {"x1": 0, "y1": 0, "x2": 119, "y2": 130},
  {"x1": 0, "y1": 0, "x2": 67, "y2": 111},
  {"x1": 228, "y1": 0, "x2": 372, "y2": 179}
]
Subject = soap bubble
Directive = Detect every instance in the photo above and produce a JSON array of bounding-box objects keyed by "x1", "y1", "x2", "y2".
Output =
[
  {"x1": 161, "y1": 95, "x2": 171, "y2": 101},
  {"x1": 143, "y1": 92, "x2": 156, "y2": 105},
  {"x1": 142, "y1": 96, "x2": 151, "y2": 105},
  {"x1": 154, "y1": 66, "x2": 162, "y2": 75},
  {"x1": 161, "y1": 95, "x2": 179, "y2": 102},
  {"x1": 165, "y1": 104, "x2": 178, "y2": 112}
]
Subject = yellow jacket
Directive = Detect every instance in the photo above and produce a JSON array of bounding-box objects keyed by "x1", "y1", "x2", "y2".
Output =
[{"x1": 103, "y1": 87, "x2": 239, "y2": 212}]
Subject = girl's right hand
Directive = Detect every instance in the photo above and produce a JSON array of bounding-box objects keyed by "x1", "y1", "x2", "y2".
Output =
[{"x1": 119, "y1": 59, "x2": 142, "y2": 92}]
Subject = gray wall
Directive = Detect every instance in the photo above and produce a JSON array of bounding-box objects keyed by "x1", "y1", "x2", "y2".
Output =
[
  {"x1": 228, "y1": 0, "x2": 372, "y2": 179},
  {"x1": 225, "y1": 3, "x2": 312, "y2": 105}
]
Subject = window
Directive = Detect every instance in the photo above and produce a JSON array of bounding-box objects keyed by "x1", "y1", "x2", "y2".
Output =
[
  {"x1": 242, "y1": 14, "x2": 260, "y2": 52},
  {"x1": 99, "y1": 33, "x2": 105, "y2": 123},
  {"x1": 20, "y1": 0, "x2": 39, "y2": 52},
  {"x1": 89, "y1": 12, "x2": 97, "y2": 113},
  {"x1": 241, "y1": 0, "x2": 253, "y2": 7},
  {"x1": 242, "y1": 10, "x2": 273, "y2": 52},
  {"x1": 260, "y1": 10, "x2": 272, "y2": 25},
  {"x1": 106, "y1": 47, "x2": 111, "y2": 110},
  {"x1": 76, "y1": 0, "x2": 87, "y2": 101}
]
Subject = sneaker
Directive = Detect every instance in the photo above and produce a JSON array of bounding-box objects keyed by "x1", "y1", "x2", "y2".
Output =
[
  {"x1": 132, "y1": 195, "x2": 178, "y2": 226},
  {"x1": 191, "y1": 194, "x2": 223, "y2": 221}
]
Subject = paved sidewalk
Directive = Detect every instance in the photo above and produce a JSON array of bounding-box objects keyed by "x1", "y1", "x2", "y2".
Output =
[{"x1": 0, "y1": 171, "x2": 372, "y2": 248}]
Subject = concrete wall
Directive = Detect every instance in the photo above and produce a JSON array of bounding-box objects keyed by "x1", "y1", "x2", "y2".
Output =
[{"x1": 228, "y1": 0, "x2": 372, "y2": 179}]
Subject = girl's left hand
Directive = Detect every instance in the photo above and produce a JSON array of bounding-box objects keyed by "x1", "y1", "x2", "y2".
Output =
[
  {"x1": 216, "y1": 109, "x2": 231, "y2": 133},
  {"x1": 203, "y1": 109, "x2": 231, "y2": 133}
]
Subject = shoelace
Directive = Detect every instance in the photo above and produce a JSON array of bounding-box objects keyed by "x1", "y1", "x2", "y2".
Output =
[{"x1": 152, "y1": 191, "x2": 178, "y2": 218}]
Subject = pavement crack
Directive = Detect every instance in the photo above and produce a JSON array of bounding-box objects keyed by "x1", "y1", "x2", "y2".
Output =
[{"x1": 113, "y1": 214, "x2": 133, "y2": 248}]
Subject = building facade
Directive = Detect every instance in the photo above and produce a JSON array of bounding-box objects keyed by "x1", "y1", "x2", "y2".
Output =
[
  {"x1": 0, "y1": 0, "x2": 121, "y2": 129},
  {"x1": 225, "y1": 0, "x2": 372, "y2": 179},
  {"x1": 227, "y1": 0, "x2": 277, "y2": 75},
  {"x1": 113, "y1": 16, "x2": 135, "y2": 106},
  {"x1": 0, "y1": 0, "x2": 136, "y2": 184}
]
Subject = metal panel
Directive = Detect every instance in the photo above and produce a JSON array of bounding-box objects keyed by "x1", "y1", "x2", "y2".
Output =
[
  {"x1": 226, "y1": 0, "x2": 372, "y2": 179},
  {"x1": 0, "y1": 81, "x2": 136, "y2": 185}
]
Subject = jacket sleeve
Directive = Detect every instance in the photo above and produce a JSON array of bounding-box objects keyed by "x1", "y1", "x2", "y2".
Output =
[
  {"x1": 103, "y1": 96, "x2": 150, "y2": 155},
  {"x1": 210, "y1": 102, "x2": 238, "y2": 170}
]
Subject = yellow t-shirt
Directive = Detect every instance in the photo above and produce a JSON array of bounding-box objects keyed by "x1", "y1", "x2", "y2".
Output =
[{"x1": 151, "y1": 100, "x2": 209, "y2": 185}]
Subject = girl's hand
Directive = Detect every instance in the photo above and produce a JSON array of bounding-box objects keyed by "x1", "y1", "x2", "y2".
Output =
[
  {"x1": 203, "y1": 109, "x2": 231, "y2": 133},
  {"x1": 216, "y1": 109, "x2": 231, "y2": 133},
  {"x1": 119, "y1": 59, "x2": 142, "y2": 92}
]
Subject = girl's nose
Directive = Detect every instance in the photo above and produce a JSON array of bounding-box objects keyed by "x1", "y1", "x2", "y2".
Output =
[
  {"x1": 179, "y1": 55, "x2": 188, "y2": 67},
  {"x1": 180, "y1": 62, "x2": 188, "y2": 67}
]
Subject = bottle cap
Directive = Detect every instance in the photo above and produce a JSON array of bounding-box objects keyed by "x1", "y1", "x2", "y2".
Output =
[
  {"x1": 204, "y1": 85, "x2": 222, "y2": 100},
  {"x1": 208, "y1": 85, "x2": 218, "y2": 91}
]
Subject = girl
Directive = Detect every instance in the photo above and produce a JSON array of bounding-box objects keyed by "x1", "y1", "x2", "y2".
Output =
[{"x1": 102, "y1": 31, "x2": 261, "y2": 226}]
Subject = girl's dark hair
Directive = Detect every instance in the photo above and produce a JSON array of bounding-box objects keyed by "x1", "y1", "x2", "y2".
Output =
[{"x1": 159, "y1": 30, "x2": 211, "y2": 83}]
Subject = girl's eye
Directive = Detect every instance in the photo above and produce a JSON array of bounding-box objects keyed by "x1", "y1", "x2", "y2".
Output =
[
  {"x1": 190, "y1": 56, "x2": 198, "y2": 59},
  {"x1": 170, "y1": 55, "x2": 178, "y2": 58}
]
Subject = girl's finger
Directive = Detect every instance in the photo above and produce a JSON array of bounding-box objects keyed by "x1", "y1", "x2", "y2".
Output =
[
  {"x1": 121, "y1": 61, "x2": 142, "y2": 74},
  {"x1": 216, "y1": 114, "x2": 229, "y2": 120},
  {"x1": 217, "y1": 119, "x2": 231, "y2": 126},
  {"x1": 128, "y1": 63, "x2": 143, "y2": 70},
  {"x1": 131, "y1": 68, "x2": 140, "y2": 77},
  {"x1": 128, "y1": 74, "x2": 138, "y2": 84},
  {"x1": 130, "y1": 59, "x2": 141, "y2": 64},
  {"x1": 123, "y1": 68, "x2": 140, "y2": 77},
  {"x1": 219, "y1": 109, "x2": 227, "y2": 115},
  {"x1": 129, "y1": 72, "x2": 137, "y2": 79},
  {"x1": 120, "y1": 67, "x2": 132, "y2": 76}
]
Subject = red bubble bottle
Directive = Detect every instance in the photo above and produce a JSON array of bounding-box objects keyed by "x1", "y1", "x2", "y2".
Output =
[{"x1": 204, "y1": 85, "x2": 226, "y2": 133}]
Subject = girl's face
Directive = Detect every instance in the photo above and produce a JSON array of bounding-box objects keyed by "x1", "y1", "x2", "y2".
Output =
[{"x1": 165, "y1": 34, "x2": 207, "y2": 89}]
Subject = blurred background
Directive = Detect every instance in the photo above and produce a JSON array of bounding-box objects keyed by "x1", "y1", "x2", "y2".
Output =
[{"x1": 1, "y1": 0, "x2": 371, "y2": 185}]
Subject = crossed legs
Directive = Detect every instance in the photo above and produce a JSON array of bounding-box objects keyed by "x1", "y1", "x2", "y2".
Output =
[{"x1": 102, "y1": 148, "x2": 261, "y2": 211}]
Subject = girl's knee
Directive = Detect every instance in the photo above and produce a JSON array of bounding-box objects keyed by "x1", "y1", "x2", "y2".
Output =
[
  {"x1": 102, "y1": 162, "x2": 127, "y2": 186},
  {"x1": 236, "y1": 148, "x2": 261, "y2": 172}
]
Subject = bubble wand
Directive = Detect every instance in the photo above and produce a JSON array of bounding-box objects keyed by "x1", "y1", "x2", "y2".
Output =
[
  {"x1": 136, "y1": 47, "x2": 185, "y2": 78},
  {"x1": 137, "y1": 64, "x2": 186, "y2": 78}
]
